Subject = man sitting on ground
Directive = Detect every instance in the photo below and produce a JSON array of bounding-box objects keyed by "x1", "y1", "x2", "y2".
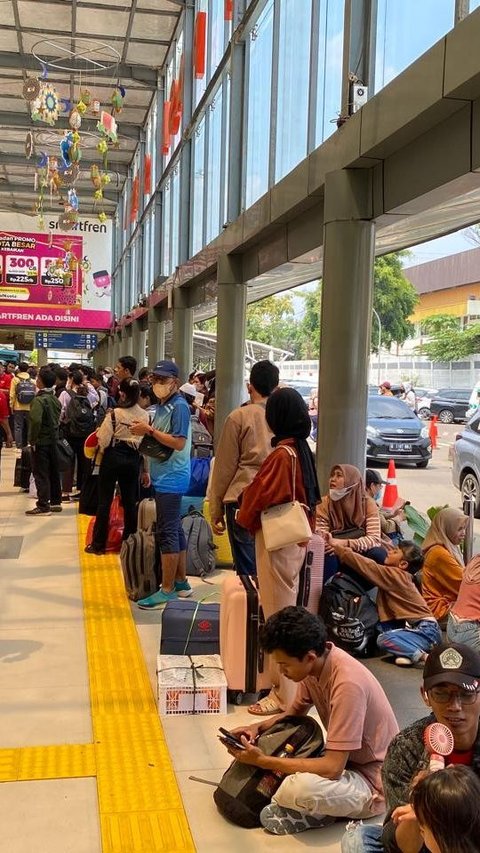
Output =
[
  {"x1": 327, "y1": 536, "x2": 441, "y2": 667},
  {"x1": 341, "y1": 642, "x2": 480, "y2": 853},
  {"x1": 225, "y1": 606, "x2": 398, "y2": 835}
]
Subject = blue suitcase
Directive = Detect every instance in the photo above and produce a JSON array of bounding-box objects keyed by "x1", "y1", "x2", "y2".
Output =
[{"x1": 160, "y1": 599, "x2": 220, "y2": 656}]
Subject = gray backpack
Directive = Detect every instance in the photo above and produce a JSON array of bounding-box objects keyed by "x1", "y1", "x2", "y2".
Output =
[
  {"x1": 214, "y1": 716, "x2": 324, "y2": 827},
  {"x1": 181, "y1": 509, "x2": 216, "y2": 577},
  {"x1": 120, "y1": 528, "x2": 158, "y2": 601}
]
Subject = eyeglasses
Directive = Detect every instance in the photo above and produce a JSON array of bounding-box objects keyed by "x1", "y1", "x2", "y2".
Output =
[{"x1": 428, "y1": 687, "x2": 480, "y2": 706}]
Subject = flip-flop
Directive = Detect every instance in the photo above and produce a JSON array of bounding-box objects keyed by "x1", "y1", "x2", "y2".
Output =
[{"x1": 248, "y1": 694, "x2": 283, "y2": 716}]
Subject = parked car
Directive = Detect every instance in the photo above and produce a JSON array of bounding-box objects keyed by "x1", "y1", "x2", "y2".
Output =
[
  {"x1": 284, "y1": 379, "x2": 316, "y2": 405},
  {"x1": 430, "y1": 388, "x2": 471, "y2": 423},
  {"x1": 452, "y1": 411, "x2": 480, "y2": 516},
  {"x1": 367, "y1": 394, "x2": 431, "y2": 468},
  {"x1": 415, "y1": 387, "x2": 438, "y2": 420}
]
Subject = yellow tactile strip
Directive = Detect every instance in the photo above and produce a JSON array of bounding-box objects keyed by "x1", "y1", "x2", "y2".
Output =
[{"x1": 0, "y1": 514, "x2": 195, "y2": 853}]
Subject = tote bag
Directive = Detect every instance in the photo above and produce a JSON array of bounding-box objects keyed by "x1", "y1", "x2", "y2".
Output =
[{"x1": 260, "y1": 445, "x2": 311, "y2": 552}]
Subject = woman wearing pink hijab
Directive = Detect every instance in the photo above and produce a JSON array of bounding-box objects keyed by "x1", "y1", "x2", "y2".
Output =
[
  {"x1": 447, "y1": 554, "x2": 480, "y2": 652},
  {"x1": 316, "y1": 463, "x2": 385, "y2": 582}
]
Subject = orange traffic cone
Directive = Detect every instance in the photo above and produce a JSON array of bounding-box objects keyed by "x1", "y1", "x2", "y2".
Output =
[
  {"x1": 429, "y1": 415, "x2": 438, "y2": 450},
  {"x1": 382, "y1": 459, "x2": 399, "y2": 510}
]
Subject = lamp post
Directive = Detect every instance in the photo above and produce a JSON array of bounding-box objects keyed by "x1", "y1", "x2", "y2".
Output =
[{"x1": 372, "y1": 308, "x2": 382, "y2": 387}]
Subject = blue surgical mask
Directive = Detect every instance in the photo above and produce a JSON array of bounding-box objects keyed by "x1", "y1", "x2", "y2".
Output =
[{"x1": 374, "y1": 488, "x2": 382, "y2": 503}]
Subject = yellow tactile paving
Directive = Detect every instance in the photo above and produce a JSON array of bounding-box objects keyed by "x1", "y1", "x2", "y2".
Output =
[
  {"x1": 77, "y1": 515, "x2": 195, "y2": 852},
  {"x1": 0, "y1": 513, "x2": 195, "y2": 852}
]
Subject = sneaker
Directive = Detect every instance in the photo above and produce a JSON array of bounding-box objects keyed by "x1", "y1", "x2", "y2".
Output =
[
  {"x1": 50, "y1": 505, "x2": 63, "y2": 513},
  {"x1": 25, "y1": 507, "x2": 52, "y2": 516},
  {"x1": 174, "y1": 580, "x2": 193, "y2": 598},
  {"x1": 84, "y1": 544, "x2": 105, "y2": 555},
  {"x1": 395, "y1": 656, "x2": 414, "y2": 667},
  {"x1": 137, "y1": 588, "x2": 178, "y2": 609},
  {"x1": 259, "y1": 804, "x2": 335, "y2": 835}
]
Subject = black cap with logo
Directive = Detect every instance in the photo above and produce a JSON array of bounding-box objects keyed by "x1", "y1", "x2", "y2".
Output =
[{"x1": 423, "y1": 642, "x2": 480, "y2": 692}]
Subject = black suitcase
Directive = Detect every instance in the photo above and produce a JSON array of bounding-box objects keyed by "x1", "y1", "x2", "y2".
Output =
[
  {"x1": 14, "y1": 447, "x2": 31, "y2": 490},
  {"x1": 160, "y1": 599, "x2": 220, "y2": 656}
]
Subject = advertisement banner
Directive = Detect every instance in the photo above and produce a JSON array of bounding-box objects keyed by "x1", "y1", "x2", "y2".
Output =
[{"x1": 0, "y1": 213, "x2": 112, "y2": 331}]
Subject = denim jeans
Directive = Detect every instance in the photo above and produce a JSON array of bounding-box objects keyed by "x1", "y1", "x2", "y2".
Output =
[
  {"x1": 225, "y1": 501, "x2": 256, "y2": 575},
  {"x1": 447, "y1": 613, "x2": 480, "y2": 654},
  {"x1": 341, "y1": 823, "x2": 383, "y2": 853},
  {"x1": 377, "y1": 619, "x2": 441, "y2": 661}
]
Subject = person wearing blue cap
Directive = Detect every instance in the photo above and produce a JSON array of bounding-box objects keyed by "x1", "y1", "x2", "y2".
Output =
[{"x1": 130, "y1": 360, "x2": 193, "y2": 608}]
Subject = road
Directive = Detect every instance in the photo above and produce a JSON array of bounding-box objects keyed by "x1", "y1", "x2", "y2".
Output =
[{"x1": 373, "y1": 422, "x2": 480, "y2": 539}]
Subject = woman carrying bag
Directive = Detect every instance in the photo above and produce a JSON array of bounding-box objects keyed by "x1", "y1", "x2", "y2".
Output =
[
  {"x1": 85, "y1": 378, "x2": 149, "y2": 555},
  {"x1": 237, "y1": 388, "x2": 320, "y2": 715}
]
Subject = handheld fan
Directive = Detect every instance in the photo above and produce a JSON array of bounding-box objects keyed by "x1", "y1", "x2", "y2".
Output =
[{"x1": 423, "y1": 723, "x2": 454, "y2": 772}]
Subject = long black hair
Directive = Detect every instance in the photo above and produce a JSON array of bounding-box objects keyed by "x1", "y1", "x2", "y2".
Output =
[
  {"x1": 266, "y1": 387, "x2": 319, "y2": 514},
  {"x1": 411, "y1": 765, "x2": 480, "y2": 853}
]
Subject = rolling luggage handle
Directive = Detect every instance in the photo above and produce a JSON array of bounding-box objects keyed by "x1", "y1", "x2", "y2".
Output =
[{"x1": 463, "y1": 496, "x2": 475, "y2": 564}]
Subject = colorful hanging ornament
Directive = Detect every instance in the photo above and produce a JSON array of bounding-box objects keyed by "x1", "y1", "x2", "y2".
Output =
[
  {"x1": 80, "y1": 89, "x2": 91, "y2": 107},
  {"x1": 111, "y1": 85, "x2": 125, "y2": 114},
  {"x1": 91, "y1": 98, "x2": 100, "y2": 116},
  {"x1": 90, "y1": 164, "x2": 102, "y2": 190},
  {"x1": 98, "y1": 211, "x2": 107, "y2": 223},
  {"x1": 60, "y1": 130, "x2": 74, "y2": 168},
  {"x1": 62, "y1": 164, "x2": 78, "y2": 188},
  {"x1": 69, "y1": 108, "x2": 82, "y2": 130},
  {"x1": 97, "y1": 111, "x2": 118, "y2": 144},
  {"x1": 23, "y1": 77, "x2": 40, "y2": 102},
  {"x1": 31, "y1": 82, "x2": 60, "y2": 126},
  {"x1": 66, "y1": 188, "x2": 79, "y2": 212},
  {"x1": 25, "y1": 131, "x2": 34, "y2": 159}
]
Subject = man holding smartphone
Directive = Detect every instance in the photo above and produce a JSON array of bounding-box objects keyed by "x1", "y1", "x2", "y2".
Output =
[{"x1": 221, "y1": 607, "x2": 398, "y2": 836}]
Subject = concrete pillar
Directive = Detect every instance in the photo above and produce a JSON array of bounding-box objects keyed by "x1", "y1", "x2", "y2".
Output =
[
  {"x1": 106, "y1": 335, "x2": 114, "y2": 367},
  {"x1": 37, "y1": 347, "x2": 48, "y2": 367},
  {"x1": 147, "y1": 307, "x2": 166, "y2": 368},
  {"x1": 172, "y1": 289, "x2": 193, "y2": 381},
  {"x1": 214, "y1": 255, "x2": 247, "y2": 446},
  {"x1": 317, "y1": 169, "x2": 375, "y2": 491},
  {"x1": 112, "y1": 332, "x2": 121, "y2": 366},
  {"x1": 122, "y1": 325, "x2": 134, "y2": 358},
  {"x1": 132, "y1": 320, "x2": 146, "y2": 371}
]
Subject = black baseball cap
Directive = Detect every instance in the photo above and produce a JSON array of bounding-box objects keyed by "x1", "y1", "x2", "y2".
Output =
[
  {"x1": 423, "y1": 642, "x2": 480, "y2": 691},
  {"x1": 365, "y1": 469, "x2": 387, "y2": 488},
  {"x1": 152, "y1": 360, "x2": 179, "y2": 379}
]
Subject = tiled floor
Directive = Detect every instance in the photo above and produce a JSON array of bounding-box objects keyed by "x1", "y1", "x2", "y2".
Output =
[{"x1": 0, "y1": 448, "x2": 426, "y2": 851}]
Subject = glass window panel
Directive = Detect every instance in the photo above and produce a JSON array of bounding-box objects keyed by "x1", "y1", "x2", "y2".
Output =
[
  {"x1": 209, "y1": 0, "x2": 225, "y2": 78},
  {"x1": 162, "y1": 179, "x2": 171, "y2": 276},
  {"x1": 195, "y1": 0, "x2": 208, "y2": 107},
  {"x1": 316, "y1": 0, "x2": 345, "y2": 146},
  {"x1": 275, "y1": 0, "x2": 312, "y2": 181},
  {"x1": 150, "y1": 207, "x2": 156, "y2": 285},
  {"x1": 206, "y1": 88, "x2": 223, "y2": 243},
  {"x1": 171, "y1": 163, "x2": 181, "y2": 269},
  {"x1": 191, "y1": 117, "x2": 205, "y2": 254},
  {"x1": 245, "y1": 0, "x2": 274, "y2": 207},
  {"x1": 375, "y1": 0, "x2": 455, "y2": 92},
  {"x1": 223, "y1": 72, "x2": 230, "y2": 225}
]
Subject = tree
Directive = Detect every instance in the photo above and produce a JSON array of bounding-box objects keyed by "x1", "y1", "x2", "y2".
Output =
[
  {"x1": 196, "y1": 293, "x2": 299, "y2": 355},
  {"x1": 418, "y1": 313, "x2": 480, "y2": 361},
  {"x1": 372, "y1": 253, "x2": 418, "y2": 352},
  {"x1": 294, "y1": 281, "x2": 322, "y2": 359}
]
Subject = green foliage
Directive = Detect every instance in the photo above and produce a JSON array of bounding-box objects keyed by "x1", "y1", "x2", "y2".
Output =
[
  {"x1": 196, "y1": 294, "x2": 298, "y2": 355},
  {"x1": 419, "y1": 314, "x2": 480, "y2": 362},
  {"x1": 372, "y1": 253, "x2": 418, "y2": 352}
]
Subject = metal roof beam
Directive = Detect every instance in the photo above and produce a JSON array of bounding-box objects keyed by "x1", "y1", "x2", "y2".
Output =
[
  {"x1": 0, "y1": 152, "x2": 129, "y2": 174},
  {"x1": 0, "y1": 111, "x2": 141, "y2": 139},
  {"x1": 0, "y1": 25, "x2": 170, "y2": 48},
  {"x1": 22, "y1": 0, "x2": 182, "y2": 14},
  {"x1": 0, "y1": 51, "x2": 158, "y2": 87},
  {"x1": 0, "y1": 182, "x2": 119, "y2": 201}
]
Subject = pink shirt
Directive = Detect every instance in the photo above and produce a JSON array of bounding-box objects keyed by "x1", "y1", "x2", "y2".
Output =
[{"x1": 290, "y1": 644, "x2": 399, "y2": 812}]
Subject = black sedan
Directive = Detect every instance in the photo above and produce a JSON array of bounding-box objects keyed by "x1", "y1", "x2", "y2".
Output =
[{"x1": 367, "y1": 395, "x2": 432, "y2": 468}]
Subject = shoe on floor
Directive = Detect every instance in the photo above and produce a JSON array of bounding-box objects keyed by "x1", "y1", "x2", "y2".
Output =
[
  {"x1": 395, "y1": 656, "x2": 414, "y2": 667},
  {"x1": 174, "y1": 580, "x2": 193, "y2": 598},
  {"x1": 137, "y1": 588, "x2": 177, "y2": 609},
  {"x1": 50, "y1": 505, "x2": 63, "y2": 513},
  {"x1": 84, "y1": 544, "x2": 105, "y2": 555},
  {"x1": 25, "y1": 507, "x2": 52, "y2": 516},
  {"x1": 260, "y1": 804, "x2": 335, "y2": 835}
]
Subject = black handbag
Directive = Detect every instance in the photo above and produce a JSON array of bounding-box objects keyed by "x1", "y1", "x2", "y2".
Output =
[
  {"x1": 139, "y1": 433, "x2": 173, "y2": 462},
  {"x1": 333, "y1": 527, "x2": 366, "y2": 540},
  {"x1": 56, "y1": 437, "x2": 74, "y2": 473}
]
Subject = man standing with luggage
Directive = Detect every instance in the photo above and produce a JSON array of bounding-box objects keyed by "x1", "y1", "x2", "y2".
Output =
[
  {"x1": 25, "y1": 366, "x2": 62, "y2": 516},
  {"x1": 10, "y1": 361, "x2": 35, "y2": 449},
  {"x1": 209, "y1": 360, "x2": 279, "y2": 575}
]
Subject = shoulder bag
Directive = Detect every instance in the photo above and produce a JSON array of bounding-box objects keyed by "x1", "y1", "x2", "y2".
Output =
[{"x1": 260, "y1": 445, "x2": 312, "y2": 552}]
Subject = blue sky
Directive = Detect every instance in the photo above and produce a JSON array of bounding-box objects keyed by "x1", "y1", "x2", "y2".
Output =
[{"x1": 404, "y1": 229, "x2": 478, "y2": 268}]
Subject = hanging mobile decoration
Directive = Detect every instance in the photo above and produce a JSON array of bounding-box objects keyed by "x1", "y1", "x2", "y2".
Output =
[
  {"x1": 91, "y1": 98, "x2": 100, "y2": 116},
  {"x1": 69, "y1": 107, "x2": 82, "y2": 130},
  {"x1": 31, "y1": 82, "x2": 60, "y2": 126},
  {"x1": 80, "y1": 88, "x2": 91, "y2": 107},
  {"x1": 25, "y1": 131, "x2": 34, "y2": 159},
  {"x1": 62, "y1": 164, "x2": 79, "y2": 188},
  {"x1": 111, "y1": 85, "x2": 125, "y2": 114},
  {"x1": 23, "y1": 77, "x2": 41, "y2": 102},
  {"x1": 60, "y1": 130, "x2": 74, "y2": 168}
]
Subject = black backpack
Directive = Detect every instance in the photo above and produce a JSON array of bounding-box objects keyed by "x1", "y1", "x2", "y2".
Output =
[
  {"x1": 16, "y1": 378, "x2": 35, "y2": 405},
  {"x1": 66, "y1": 391, "x2": 96, "y2": 438},
  {"x1": 319, "y1": 572, "x2": 379, "y2": 657},
  {"x1": 191, "y1": 414, "x2": 214, "y2": 459},
  {"x1": 214, "y1": 716, "x2": 324, "y2": 828}
]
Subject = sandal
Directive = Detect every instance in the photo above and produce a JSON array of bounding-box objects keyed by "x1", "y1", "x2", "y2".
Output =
[{"x1": 248, "y1": 694, "x2": 283, "y2": 716}]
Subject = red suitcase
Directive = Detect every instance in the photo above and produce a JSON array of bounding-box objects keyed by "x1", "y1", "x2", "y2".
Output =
[
  {"x1": 297, "y1": 533, "x2": 325, "y2": 614},
  {"x1": 220, "y1": 574, "x2": 270, "y2": 705}
]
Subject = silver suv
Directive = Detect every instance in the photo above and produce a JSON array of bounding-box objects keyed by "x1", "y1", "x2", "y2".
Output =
[{"x1": 452, "y1": 411, "x2": 480, "y2": 516}]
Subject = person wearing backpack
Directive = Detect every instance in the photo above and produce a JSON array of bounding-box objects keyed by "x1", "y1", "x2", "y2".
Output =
[
  {"x1": 129, "y1": 360, "x2": 193, "y2": 609},
  {"x1": 9, "y1": 361, "x2": 34, "y2": 448},
  {"x1": 25, "y1": 366, "x2": 62, "y2": 516},
  {"x1": 59, "y1": 370, "x2": 96, "y2": 496}
]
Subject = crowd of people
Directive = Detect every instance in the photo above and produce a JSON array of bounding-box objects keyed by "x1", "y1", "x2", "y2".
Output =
[{"x1": 9, "y1": 353, "x2": 480, "y2": 849}]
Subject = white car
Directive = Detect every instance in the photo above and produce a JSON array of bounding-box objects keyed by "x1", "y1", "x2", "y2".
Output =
[{"x1": 415, "y1": 388, "x2": 438, "y2": 420}]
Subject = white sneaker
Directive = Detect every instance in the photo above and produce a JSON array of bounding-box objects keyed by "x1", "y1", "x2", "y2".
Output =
[{"x1": 395, "y1": 656, "x2": 414, "y2": 667}]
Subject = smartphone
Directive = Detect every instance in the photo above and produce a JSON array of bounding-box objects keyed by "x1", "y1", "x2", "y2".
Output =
[{"x1": 218, "y1": 728, "x2": 246, "y2": 750}]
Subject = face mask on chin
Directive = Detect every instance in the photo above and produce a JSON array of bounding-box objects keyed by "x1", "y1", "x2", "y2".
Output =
[
  {"x1": 153, "y1": 381, "x2": 174, "y2": 401},
  {"x1": 329, "y1": 486, "x2": 352, "y2": 501}
]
